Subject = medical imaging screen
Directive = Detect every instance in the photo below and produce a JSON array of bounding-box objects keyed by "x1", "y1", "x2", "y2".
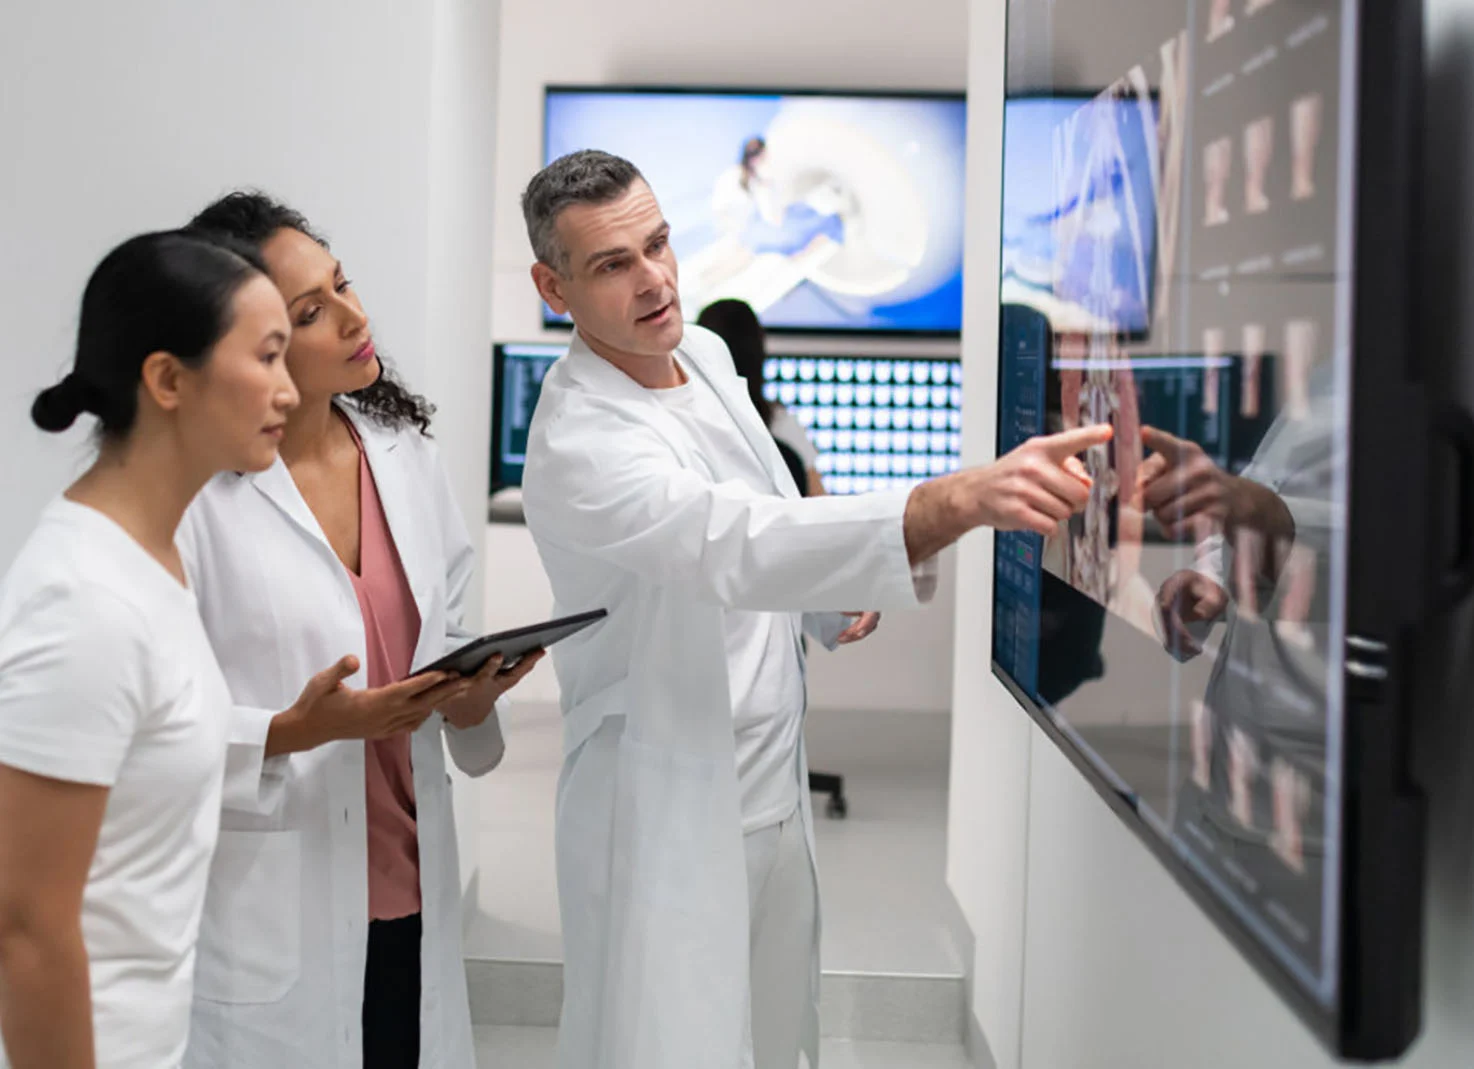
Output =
[
  {"x1": 762, "y1": 355, "x2": 963, "y2": 495},
  {"x1": 492, "y1": 343, "x2": 562, "y2": 489},
  {"x1": 1002, "y1": 95, "x2": 1161, "y2": 336},
  {"x1": 993, "y1": 0, "x2": 1353, "y2": 1009},
  {"x1": 544, "y1": 89, "x2": 966, "y2": 334}
]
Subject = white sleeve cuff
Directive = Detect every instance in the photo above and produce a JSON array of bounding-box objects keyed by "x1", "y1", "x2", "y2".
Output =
[
  {"x1": 220, "y1": 704, "x2": 289, "y2": 816},
  {"x1": 803, "y1": 612, "x2": 848, "y2": 651},
  {"x1": 1191, "y1": 532, "x2": 1228, "y2": 590},
  {"x1": 444, "y1": 698, "x2": 508, "y2": 777},
  {"x1": 911, "y1": 555, "x2": 940, "y2": 604}
]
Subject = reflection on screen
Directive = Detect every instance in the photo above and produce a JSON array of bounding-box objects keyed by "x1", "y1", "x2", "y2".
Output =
[
  {"x1": 762, "y1": 355, "x2": 963, "y2": 494},
  {"x1": 544, "y1": 90, "x2": 967, "y2": 334},
  {"x1": 994, "y1": 0, "x2": 1350, "y2": 1011},
  {"x1": 1002, "y1": 94, "x2": 1161, "y2": 336},
  {"x1": 493, "y1": 343, "x2": 562, "y2": 488}
]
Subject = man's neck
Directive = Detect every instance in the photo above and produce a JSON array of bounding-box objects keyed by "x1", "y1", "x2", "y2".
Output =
[{"x1": 581, "y1": 331, "x2": 686, "y2": 390}]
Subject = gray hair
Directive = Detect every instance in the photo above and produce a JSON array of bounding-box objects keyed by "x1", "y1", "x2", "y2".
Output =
[{"x1": 521, "y1": 150, "x2": 645, "y2": 275}]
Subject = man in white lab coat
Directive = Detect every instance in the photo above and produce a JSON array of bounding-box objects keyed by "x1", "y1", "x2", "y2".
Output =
[{"x1": 518, "y1": 150, "x2": 1109, "y2": 1069}]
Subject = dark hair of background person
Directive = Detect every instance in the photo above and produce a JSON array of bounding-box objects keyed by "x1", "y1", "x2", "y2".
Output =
[
  {"x1": 697, "y1": 298, "x2": 773, "y2": 427},
  {"x1": 32, "y1": 230, "x2": 266, "y2": 438},
  {"x1": 188, "y1": 191, "x2": 435, "y2": 435},
  {"x1": 739, "y1": 137, "x2": 766, "y2": 191}
]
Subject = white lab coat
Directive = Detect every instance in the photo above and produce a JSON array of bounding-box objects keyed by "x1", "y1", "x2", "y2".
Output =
[
  {"x1": 176, "y1": 402, "x2": 500, "y2": 1069},
  {"x1": 521, "y1": 326, "x2": 932, "y2": 1069}
]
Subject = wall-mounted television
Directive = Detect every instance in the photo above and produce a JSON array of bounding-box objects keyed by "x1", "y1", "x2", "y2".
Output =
[
  {"x1": 542, "y1": 87, "x2": 966, "y2": 336},
  {"x1": 760, "y1": 354, "x2": 962, "y2": 494},
  {"x1": 491, "y1": 342, "x2": 562, "y2": 491},
  {"x1": 992, "y1": 0, "x2": 1469, "y2": 1060}
]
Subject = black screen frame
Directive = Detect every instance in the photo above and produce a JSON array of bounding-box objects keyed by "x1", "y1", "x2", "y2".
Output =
[
  {"x1": 990, "y1": 1, "x2": 1430, "y2": 1060},
  {"x1": 539, "y1": 84, "x2": 967, "y2": 340}
]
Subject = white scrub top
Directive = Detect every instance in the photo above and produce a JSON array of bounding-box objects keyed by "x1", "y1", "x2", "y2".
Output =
[{"x1": 0, "y1": 499, "x2": 229, "y2": 1069}]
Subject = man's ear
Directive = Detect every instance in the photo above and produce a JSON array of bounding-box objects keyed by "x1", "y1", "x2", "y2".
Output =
[
  {"x1": 532, "y1": 262, "x2": 569, "y2": 316},
  {"x1": 139, "y1": 350, "x2": 186, "y2": 414}
]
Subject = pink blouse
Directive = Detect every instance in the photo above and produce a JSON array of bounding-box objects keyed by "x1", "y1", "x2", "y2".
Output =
[{"x1": 344, "y1": 422, "x2": 423, "y2": 921}]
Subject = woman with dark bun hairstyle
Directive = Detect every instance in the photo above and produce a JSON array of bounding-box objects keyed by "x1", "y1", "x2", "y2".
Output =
[
  {"x1": 178, "y1": 192, "x2": 541, "y2": 1069},
  {"x1": 0, "y1": 230, "x2": 299, "y2": 1069}
]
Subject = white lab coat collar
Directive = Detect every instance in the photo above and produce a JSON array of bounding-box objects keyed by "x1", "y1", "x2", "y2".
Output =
[
  {"x1": 241, "y1": 402, "x2": 433, "y2": 637},
  {"x1": 564, "y1": 328, "x2": 799, "y2": 501}
]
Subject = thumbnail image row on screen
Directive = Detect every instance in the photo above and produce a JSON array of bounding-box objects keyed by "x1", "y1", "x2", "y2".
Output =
[
  {"x1": 805, "y1": 428, "x2": 963, "y2": 456},
  {"x1": 824, "y1": 472, "x2": 955, "y2": 495},
  {"x1": 779, "y1": 403, "x2": 963, "y2": 433},
  {"x1": 765, "y1": 381, "x2": 964, "y2": 411},
  {"x1": 819, "y1": 452, "x2": 962, "y2": 478},
  {"x1": 763, "y1": 357, "x2": 962, "y2": 387}
]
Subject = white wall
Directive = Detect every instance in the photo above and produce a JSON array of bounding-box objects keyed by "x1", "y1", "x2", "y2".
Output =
[
  {"x1": 1, "y1": 0, "x2": 500, "y2": 889},
  {"x1": 480, "y1": 0, "x2": 968, "y2": 712},
  {"x1": 424, "y1": 0, "x2": 502, "y2": 634},
  {"x1": 949, "y1": 2, "x2": 1474, "y2": 1067},
  {"x1": 0, "y1": 0, "x2": 495, "y2": 630},
  {"x1": 945, "y1": 3, "x2": 1032, "y2": 1064}
]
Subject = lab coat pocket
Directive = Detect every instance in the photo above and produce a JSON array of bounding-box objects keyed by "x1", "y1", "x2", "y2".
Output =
[
  {"x1": 193, "y1": 830, "x2": 302, "y2": 1005},
  {"x1": 614, "y1": 736, "x2": 726, "y2": 912}
]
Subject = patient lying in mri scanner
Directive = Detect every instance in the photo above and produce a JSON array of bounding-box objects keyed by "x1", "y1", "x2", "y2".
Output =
[{"x1": 682, "y1": 117, "x2": 930, "y2": 317}]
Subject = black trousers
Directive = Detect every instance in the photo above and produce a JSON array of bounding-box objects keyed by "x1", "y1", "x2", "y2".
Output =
[{"x1": 363, "y1": 913, "x2": 422, "y2": 1069}]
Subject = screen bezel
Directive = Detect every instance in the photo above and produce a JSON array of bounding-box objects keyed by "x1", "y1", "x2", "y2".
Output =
[
  {"x1": 540, "y1": 84, "x2": 967, "y2": 339},
  {"x1": 990, "y1": 1, "x2": 1428, "y2": 1059}
]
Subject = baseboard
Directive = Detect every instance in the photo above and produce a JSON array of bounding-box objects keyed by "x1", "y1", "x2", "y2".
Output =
[
  {"x1": 465, "y1": 959, "x2": 562, "y2": 1028},
  {"x1": 820, "y1": 971, "x2": 965, "y2": 1044},
  {"x1": 467, "y1": 959, "x2": 966, "y2": 1044},
  {"x1": 944, "y1": 883, "x2": 1000, "y2": 1069}
]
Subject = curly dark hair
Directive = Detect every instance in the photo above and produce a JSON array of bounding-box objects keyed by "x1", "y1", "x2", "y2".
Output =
[{"x1": 187, "y1": 191, "x2": 435, "y2": 435}]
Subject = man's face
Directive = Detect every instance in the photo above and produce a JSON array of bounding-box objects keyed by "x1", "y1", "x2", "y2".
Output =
[{"x1": 532, "y1": 179, "x2": 684, "y2": 361}]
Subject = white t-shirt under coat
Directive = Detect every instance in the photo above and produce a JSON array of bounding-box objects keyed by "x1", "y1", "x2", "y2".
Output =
[{"x1": 653, "y1": 365, "x2": 807, "y2": 833}]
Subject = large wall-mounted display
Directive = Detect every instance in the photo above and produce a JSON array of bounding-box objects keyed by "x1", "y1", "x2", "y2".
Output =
[
  {"x1": 543, "y1": 87, "x2": 966, "y2": 336},
  {"x1": 992, "y1": 0, "x2": 1466, "y2": 1059}
]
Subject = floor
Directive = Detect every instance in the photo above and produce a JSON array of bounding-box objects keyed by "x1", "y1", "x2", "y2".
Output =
[
  {"x1": 464, "y1": 701, "x2": 964, "y2": 976},
  {"x1": 473, "y1": 1026, "x2": 972, "y2": 1068}
]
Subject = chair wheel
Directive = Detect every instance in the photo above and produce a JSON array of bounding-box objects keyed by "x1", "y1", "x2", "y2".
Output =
[{"x1": 826, "y1": 796, "x2": 848, "y2": 819}]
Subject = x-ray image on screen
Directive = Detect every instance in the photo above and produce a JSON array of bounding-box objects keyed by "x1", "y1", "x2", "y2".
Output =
[
  {"x1": 1000, "y1": 89, "x2": 1162, "y2": 338},
  {"x1": 544, "y1": 89, "x2": 967, "y2": 334},
  {"x1": 1051, "y1": 88, "x2": 1161, "y2": 335}
]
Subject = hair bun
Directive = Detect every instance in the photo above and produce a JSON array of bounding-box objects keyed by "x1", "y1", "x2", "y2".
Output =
[{"x1": 31, "y1": 374, "x2": 90, "y2": 433}]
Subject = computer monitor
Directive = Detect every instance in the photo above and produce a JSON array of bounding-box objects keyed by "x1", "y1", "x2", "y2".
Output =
[
  {"x1": 761, "y1": 354, "x2": 962, "y2": 495},
  {"x1": 491, "y1": 342, "x2": 564, "y2": 491}
]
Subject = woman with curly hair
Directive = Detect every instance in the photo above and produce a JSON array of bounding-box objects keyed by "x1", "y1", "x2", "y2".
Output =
[{"x1": 177, "y1": 193, "x2": 540, "y2": 1069}]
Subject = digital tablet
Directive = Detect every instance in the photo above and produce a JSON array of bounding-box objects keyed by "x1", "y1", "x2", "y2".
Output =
[{"x1": 409, "y1": 609, "x2": 607, "y2": 679}]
